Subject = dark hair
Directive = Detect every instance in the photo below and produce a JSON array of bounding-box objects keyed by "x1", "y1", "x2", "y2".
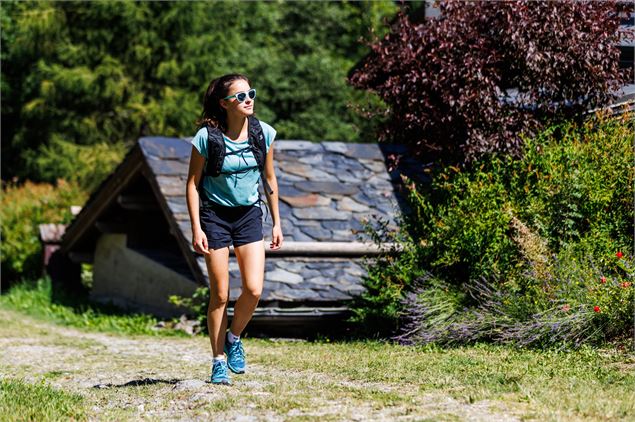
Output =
[{"x1": 197, "y1": 73, "x2": 251, "y2": 132}]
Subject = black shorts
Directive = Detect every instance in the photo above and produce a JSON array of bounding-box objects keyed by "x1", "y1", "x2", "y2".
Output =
[{"x1": 200, "y1": 202, "x2": 264, "y2": 250}]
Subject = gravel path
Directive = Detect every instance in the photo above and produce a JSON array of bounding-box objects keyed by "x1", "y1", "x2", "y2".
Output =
[{"x1": 0, "y1": 309, "x2": 524, "y2": 421}]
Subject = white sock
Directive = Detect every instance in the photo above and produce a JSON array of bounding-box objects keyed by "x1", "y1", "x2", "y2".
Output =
[
  {"x1": 227, "y1": 331, "x2": 240, "y2": 344},
  {"x1": 213, "y1": 355, "x2": 225, "y2": 362}
]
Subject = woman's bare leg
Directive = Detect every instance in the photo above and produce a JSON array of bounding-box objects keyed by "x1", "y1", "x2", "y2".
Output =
[
  {"x1": 230, "y1": 240, "x2": 265, "y2": 336},
  {"x1": 205, "y1": 246, "x2": 230, "y2": 356}
]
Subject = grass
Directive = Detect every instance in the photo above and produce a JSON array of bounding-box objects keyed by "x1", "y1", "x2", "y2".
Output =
[
  {"x1": 0, "y1": 378, "x2": 87, "y2": 422},
  {"x1": 248, "y1": 338, "x2": 635, "y2": 420},
  {"x1": 1, "y1": 278, "x2": 634, "y2": 420},
  {"x1": 0, "y1": 277, "x2": 186, "y2": 337}
]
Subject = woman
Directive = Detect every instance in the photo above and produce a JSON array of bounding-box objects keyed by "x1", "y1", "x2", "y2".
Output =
[{"x1": 186, "y1": 74, "x2": 283, "y2": 385}]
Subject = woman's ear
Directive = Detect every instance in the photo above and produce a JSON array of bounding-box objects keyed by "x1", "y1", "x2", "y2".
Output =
[{"x1": 219, "y1": 99, "x2": 229, "y2": 110}]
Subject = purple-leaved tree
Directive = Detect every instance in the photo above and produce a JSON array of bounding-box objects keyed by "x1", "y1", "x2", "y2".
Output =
[{"x1": 349, "y1": 0, "x2": 632, "y2": 162}]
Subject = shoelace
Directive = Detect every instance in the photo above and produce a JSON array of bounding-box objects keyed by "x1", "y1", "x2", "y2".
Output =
[
  {"x1": 213, "y1": 361, "x2": 228, "y2": 378},
  {"x1": 229, "y1": 340, "x2": 245, "y2": 361}
]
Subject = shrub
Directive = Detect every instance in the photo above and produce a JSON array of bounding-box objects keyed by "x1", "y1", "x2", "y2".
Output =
[
  {"x1": 353, "y1": 113, "x2": 634, "y2": 346},
  {"x1": 22, "y1": 135, "x2": 127, "y2": 192},
  {"x1": 396, "y1": 251, "x2": 634, "y2": 349},
  {"x1": 349, "y1": 0, "x2": 631, "y2": 161},
  {"x1": 348, "y1": 216, "x2": 427, "y2": 337},
  {"x1": 0, "y1": 179, "x2": 87, "y2": 284}
]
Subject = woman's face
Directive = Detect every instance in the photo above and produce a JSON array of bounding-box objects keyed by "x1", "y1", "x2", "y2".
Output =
[{"x1": 220, "y1": 79, "x2": 254, "y2": 117}]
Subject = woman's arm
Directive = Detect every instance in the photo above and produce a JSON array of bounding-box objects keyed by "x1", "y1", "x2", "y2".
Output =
[
  {"x1": 186, "y1": 146, "x2": 210, "y2": 255},
  {"x1": 264, "y1": 145, "x2": 283, "y2": 250}
]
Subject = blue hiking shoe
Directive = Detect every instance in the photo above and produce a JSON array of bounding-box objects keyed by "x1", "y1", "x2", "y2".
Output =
[
  {"x1": 210, "y1": 359, "x2": 231, "y2": 385},
  {"x1": 224, "y1": 338, "x2": 246, "y2": 374}
]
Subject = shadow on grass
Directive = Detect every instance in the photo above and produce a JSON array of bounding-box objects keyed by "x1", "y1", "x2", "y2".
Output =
[{"x1": 92, "y1": 378, "x2": 181, "y2": 389}]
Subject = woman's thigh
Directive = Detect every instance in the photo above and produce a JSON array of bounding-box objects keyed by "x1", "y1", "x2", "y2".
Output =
[{"x1": 233, "y1": 240, "x2": 265, "y2": 295}]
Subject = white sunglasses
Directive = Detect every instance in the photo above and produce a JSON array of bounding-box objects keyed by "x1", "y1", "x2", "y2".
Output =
[{"x1": 222, "y1": 88, "x2": 257, "y2": 103}]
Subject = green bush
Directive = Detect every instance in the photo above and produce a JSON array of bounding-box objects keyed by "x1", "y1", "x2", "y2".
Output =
[
  {"x1": 0, "y1": 179, "x2": 87, "y2": 284},
  {"x1": 23, "y1": 135, "x2": 127, "y2": 192},
  {"x1": 349, "y1": 217, "x2": 427, "y2": 336},
  {"x1": 353, "y1": 113, "x2": 634, "y2": 347}
]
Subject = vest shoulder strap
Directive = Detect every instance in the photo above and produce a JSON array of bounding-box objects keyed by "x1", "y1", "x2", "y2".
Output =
[
  {"x1": 247, "y1": 117, "x2": 273, "y2": 195},
  {"x1": 203, "y1": 125, "x2": 225, "y2": 177}
]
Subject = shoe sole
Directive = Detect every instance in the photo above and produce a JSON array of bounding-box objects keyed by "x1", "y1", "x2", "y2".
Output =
[{"x1": 227, "y1": 363, "x2": 245, "y2": 374}]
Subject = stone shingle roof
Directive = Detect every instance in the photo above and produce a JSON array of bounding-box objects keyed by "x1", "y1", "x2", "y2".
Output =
[
  {"x1": 137, "y1": 136, "x2": 417, "y2": 305},
  {"x1": 61, "y1": 135, "x2": 424, "y2": 311},
  {"x1": 139, "y1": 138, "x2": 408, "y2": 244}
]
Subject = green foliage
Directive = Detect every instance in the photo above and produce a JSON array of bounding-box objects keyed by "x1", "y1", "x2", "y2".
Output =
[
  {"x1": 0, "y1": 276, "x2": 183, "y2": 337},
  {"x1": 513, "y1": 113, "x2": 634, "y2": 256},
  {"x1": 2, "y1": 0, "x2": 398, "y2": 183},
  {"x1": 0, "y1": 179, "x2": 87, "y2": 283},
  {"x1": 0, "y1": 378, "x2": 87, "y2": 422},
  {"x1": 22, "y1": 135, "x2": 127, "y2": 192},
  {"x1": 168, "y1": 286, "x2": 209, "y2": 332},
  {"x1": 352, "y1": 114, "x2": 634, "y2": 346},
  {"x1": 349, "y1": 217, "x2": 426, "y2": 336}
]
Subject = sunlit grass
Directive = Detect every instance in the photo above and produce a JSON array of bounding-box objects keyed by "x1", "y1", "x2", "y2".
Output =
[
  {"x1": 0, "y1": 277, "x2": 185, "y2": 337},
  {"x1": 1, "y1": 282, "x2": 634, "y2": 420},
  {"x1": 247, "y1": 338, "x2": 635, "y2": 420},
  {"x1": 0, "y1": 378, "x2": 87, "y2": 422}
]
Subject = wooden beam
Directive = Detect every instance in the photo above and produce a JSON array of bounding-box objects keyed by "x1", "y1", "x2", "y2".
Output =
[
  {"x1": 68, "y1": 251, "x2": 94, "y2": 264},
  {"x1": 117, "y1": 194, "x2": 158, "y2": 211},
  {"x1": 226, "y1": 241, "x2": 401, "y2": 257},
  {"x1": 95, "y1": 221, "x2": 127, "y2": 234}
]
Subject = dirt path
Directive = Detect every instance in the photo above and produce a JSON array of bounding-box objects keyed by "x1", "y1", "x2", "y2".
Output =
[{"x1": 0, "y1": 309, "x2": 525, "y2": 421}]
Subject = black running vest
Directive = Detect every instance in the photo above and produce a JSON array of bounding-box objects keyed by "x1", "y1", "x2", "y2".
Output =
[{"x1": 200, "y1": 116, "x2": 273, "y2": 197}]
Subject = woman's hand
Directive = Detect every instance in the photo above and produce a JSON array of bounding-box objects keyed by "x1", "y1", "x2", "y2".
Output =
[
  {"x1": 192, "y1": 228, "x2": 211, "y2": 255},
  {"x1": 270, "y1": 225, "x2": 283, "y2": 250}
]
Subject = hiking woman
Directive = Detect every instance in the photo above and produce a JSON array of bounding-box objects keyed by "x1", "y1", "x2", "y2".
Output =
[{"x1": 186, "y1": 74, "x2": 283, "y2": 385}]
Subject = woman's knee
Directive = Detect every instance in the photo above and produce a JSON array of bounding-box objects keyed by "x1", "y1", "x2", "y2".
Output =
[
  {"x1": 242, "y1": 284, "x2": 262, "y2": 300},
  {"x1": 209, "y1": 290, "x2": 229, "y2": 306}
]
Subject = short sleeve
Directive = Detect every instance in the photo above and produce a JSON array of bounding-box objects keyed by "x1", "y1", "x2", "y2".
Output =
[
  {"x1": 191, "y1": 127, "x2": 208, "y2": 159},
  {"x1": 259, "y1": 121, "x2": 277, "y2": 153}
]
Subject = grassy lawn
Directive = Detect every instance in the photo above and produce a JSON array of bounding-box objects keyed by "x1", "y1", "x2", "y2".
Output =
[
  {"x1": 0, "y1": 378, "x2": 87, "y2": 422},
  {"x1": 1, "y1": 279, "x2": 634, "y2": 421},
  {"x1": 0, "y1": 278, "x2": 186, "y2": 337},
  {"x1": 251, "y1": 339, "x2": 635, "y2": 420}
]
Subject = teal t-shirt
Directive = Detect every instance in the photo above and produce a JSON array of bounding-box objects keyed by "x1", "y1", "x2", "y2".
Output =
[{"x1": 191, "y1": 120, "x2": 276, "y2": 207}]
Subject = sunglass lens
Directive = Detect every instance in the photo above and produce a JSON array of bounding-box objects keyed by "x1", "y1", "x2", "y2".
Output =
[
  {"x1": 248, "y1": 89, "x2": 256, "y2": 100},
  {"x1": 236, "y1": 92, "x2": 247, "y2": 102}
]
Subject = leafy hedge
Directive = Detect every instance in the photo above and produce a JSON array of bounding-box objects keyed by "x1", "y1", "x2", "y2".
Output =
[
  {"x1": 0, "y1": 180, "x2": 87, "y2": 284},
  {"x1": 351, "y1": 113, "x2": 634, "y2": 348}
]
